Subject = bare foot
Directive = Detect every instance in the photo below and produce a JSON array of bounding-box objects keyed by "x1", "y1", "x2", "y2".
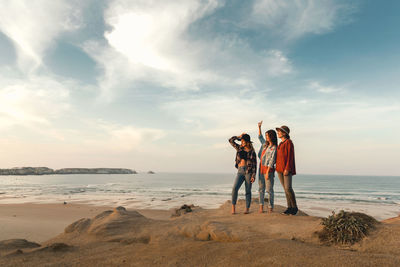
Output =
[
  {"x1": 259, "y1": 205, "x2": 263, "y2": 213},
  {"x1": 231, "y1": 205, "x2": 236, "y2": 215},
  {"x1": 244, "y1": 208, "x2": 249, "y2": 214},
  {"x1": 268, "y1": 208, "x2": 273, "y2": 213}
]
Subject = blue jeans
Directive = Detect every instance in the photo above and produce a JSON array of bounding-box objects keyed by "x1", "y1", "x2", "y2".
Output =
[
  {"x1": 232, "y1": 166, "x2": 252, "y2": 209},
  {"x1": 259, "y1": 172, "x2": 274, "y2": 209}
]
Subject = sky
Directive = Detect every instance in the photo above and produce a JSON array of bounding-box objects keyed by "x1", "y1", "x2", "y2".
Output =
[{"x1": 0, "y1": 0, "x2": 399, "y2": 175}]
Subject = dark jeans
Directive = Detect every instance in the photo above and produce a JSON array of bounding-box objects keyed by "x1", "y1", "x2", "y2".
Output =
[
  {"x1": 232, "y1": 166, "x2": 252, "y2": 209},
  {"x1": 277, "y1": 172, "x2": 297, "y2": 209}
]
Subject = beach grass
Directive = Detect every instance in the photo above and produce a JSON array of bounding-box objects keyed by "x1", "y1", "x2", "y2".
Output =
[{"x1": 318, "y1": 210, "x2": 379, "y2": 245}]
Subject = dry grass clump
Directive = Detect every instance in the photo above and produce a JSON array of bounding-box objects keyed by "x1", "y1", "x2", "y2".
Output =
[{"x1": 318, "y1": 210, "x2": 379, "y2": 245}]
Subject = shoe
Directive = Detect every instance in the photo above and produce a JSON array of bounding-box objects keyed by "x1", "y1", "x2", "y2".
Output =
[
  {"x1": 282, "y1": 208, "x2": 292, "y2": 215},
  {"x1": 290, "y1": 207, "x2": 298, "y2": 215}
]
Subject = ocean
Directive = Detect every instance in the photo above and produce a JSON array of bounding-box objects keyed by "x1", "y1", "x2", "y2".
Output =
[{"x1": 0, "y1": 173, "x2": 399, "y2": 220}]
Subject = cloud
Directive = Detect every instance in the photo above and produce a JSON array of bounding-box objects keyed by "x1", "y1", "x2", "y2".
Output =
[
  {"x1": 84, "y1": 120, "x2": 166, "y2": 152},
  {"x1": 104, "y1": 0, "x2": 221, "y2": 72},
  {"x1": 83, "y1": 0, "x2": 293, "y2": 100},
  {"x1": 251, "y1": 0, "x2": 355, "y2": 40},
  {"x1": 0, "y1": 70, "x2": 70, "y2": 131},
  {"x1": 264, "y1": 50, "x2": 293, "y2": 76},
  {"x1": 309, "y1": 81, "x2": 344, "y2": 93},
  {"x1": 161, "y1": 93, "x2": 280, "y2": 139},
  {"x1": 0, "y1": 0, "x2": 83, "y2": 72},
  {"x1": 82, "y1": 0, "x2": 223, "y2": 98}
]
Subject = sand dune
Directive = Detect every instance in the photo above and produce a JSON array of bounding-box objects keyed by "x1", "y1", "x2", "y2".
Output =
[{"x1": 0, "y1": 200, "x2": 399, "y2": 266}]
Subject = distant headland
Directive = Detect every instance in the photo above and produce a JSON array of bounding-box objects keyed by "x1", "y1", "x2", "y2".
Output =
[{"x1": 0, "y1": 167, "x2": 137, "y2": 175}]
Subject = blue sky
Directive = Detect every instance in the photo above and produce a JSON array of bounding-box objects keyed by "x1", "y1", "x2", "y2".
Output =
[{"x1": 0, "y1": 0, "x2": 399, "y2": 175}]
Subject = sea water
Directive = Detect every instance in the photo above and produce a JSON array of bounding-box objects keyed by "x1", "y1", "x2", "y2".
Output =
[{"x1": 0, "y1": 173, "x2": 399, "y2": 220}]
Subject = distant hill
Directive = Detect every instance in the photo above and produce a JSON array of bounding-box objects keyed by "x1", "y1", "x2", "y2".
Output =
[{"x1": 0, "y1": 167, "x2": 137, "y2": 175}]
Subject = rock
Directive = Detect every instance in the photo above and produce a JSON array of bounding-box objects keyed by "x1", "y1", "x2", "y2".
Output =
[
  {"x1": 147, "y1": 171, "x2": 155, "y2": 174},
  {"x1": 178, "y1": 221, "x2": 240, "y2": 242},
  {"x1": 54, "y1": 168, "x2": 135, "y2": 175},
  {"x1": 115, "y1": 206, "x2": 127, "y2": 212},
  {"x1": 195, "y1": 230, "x2": 211, "y2": 241},
  {"x1": 0, "y1": 167, "x2": 54, "y2": 175},
  {"x1": 64, "y1": 218, "x2": 92, "y2": 234},
  {"x1": 0, "y1": 167, "x2": 136, "y2": 175},
  {"x1": 38, "y1": 243, "x2": 72, "y2": 252},
  {"x1": 0, "y1": 239, "x2": 41, "y2": 250},
  {"x1": 61, "y1": 206, "x2": 149, "y2": 243},
  {"x1": 6, "y1": 249, "x2": 23, "y2": 256},
  {"x1": 172, "y1": 204, "x2": 195, "y2": 217}
]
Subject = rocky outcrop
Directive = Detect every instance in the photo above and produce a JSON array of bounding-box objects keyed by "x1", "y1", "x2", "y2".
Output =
[
  {"x1": 0, "y1": 167, "x2": 54, "y2": 175},
  {"x1": 53, "y1": 206, "x2": 150, "y2": 245},
  {"x1": 0, "y1": 167, "x2": 136, "y2": 175},
  {"x1": 54, "y1": 168, "x2": 135, "y2": 175},
  {"x1": 0, "y1": 239, "x2": 40, "y2": 251}
]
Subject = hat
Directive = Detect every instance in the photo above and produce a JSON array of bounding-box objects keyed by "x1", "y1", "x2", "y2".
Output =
[
  {"x1": 240, "y1": 134, "x2": 253, "y2": 143},
  {"x1": 276, "y1": 125, "x2": 290, "y2": 136}
]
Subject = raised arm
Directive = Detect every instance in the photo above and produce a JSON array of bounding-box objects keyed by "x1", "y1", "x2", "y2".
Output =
[
  {"x1": 258, "y1": 121, "x2": 266, "y2": 145},
  {"x1": 228, "y1": 136, "x2": 240, "y2": 151}
]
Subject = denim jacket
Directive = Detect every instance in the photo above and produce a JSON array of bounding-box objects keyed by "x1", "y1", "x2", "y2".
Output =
[{"x1": 258, "y1": 134, "x2": 277, "y2": 169}]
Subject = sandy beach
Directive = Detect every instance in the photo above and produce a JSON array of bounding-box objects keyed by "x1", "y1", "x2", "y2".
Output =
[
  {"x1": 0, "y1": 203, "x2": 175, "y2": 242},
  {"x1": 0, "y1": 200, "x2": 399, "y2": 266}
]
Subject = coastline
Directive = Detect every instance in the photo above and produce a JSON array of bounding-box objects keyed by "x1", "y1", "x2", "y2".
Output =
[
  {"x1": 0, "y1": 196, "x2": 398, "y2": 221},
  {"x1": 1, "y1": 172, "x2": 399, "y2": 221}
]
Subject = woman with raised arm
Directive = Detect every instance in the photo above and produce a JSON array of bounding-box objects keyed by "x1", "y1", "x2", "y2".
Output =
[
  {"x1": 229, "y1": 133, "x2": 257, "y2": 214},
  {"x1": 275, "y1": 125, "x2": 298, "y2": 215},
  {"x1": 257, "y1": 121, "x2": 277, "y2": 213}
]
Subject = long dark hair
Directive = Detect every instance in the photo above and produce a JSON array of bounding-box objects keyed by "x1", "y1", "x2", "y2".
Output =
[
  {"x1": 241, "y1": 140, "x2": 255, "y2": 151},
  {"x1": 266, "y1": 130, "x2": 278, "y2": 147}
]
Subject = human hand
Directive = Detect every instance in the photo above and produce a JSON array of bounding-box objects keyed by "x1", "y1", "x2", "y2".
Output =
[
  {"x1": 258, "y1": 121, "x2": 263, "y2": 128},
  {"x1": 250, "y1": 177, "x2": 255, "y2": 183}
]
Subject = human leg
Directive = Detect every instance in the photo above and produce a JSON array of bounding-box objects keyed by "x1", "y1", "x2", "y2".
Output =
[
  {"x1": 265, "y1": 172, "x2": 274, "y2": 211},
  {"x1": 244, "y1": 173, "x2": 252, "y2": 213},
  {"x1": 278, "y1": 172, "x2": 291, "y2": 208},
  {"x1": 258, "y1": 172, "x2": 266, "y2": 212},
  {"x1": 231, "y1": 168, "x2": 245, "y2": 214},
  {"x1": 284, "y1": 174, "x2": 298, "y2": 214}
]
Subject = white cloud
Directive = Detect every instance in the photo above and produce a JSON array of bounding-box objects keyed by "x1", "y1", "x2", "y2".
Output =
[
  {"x1": 104, "y1": 0, "x2": 220, "y2": 72},
  {"x1": 264, "y1": 50, "x2": 293, "y2": 76},
  {"x1": 0, "y1": 0, "x2": 83, "y2": 72},
  {"x1": 309, "y1": 81, "x2": 344, "y2": 93},
  {"x1": 83, "y1": 0, "x2": 293, "y2": 99},
  {"x1": 85, "y1": 0, "x2": 223, "y2": 95},
  {"x1": 85, "y1": 121, "x2": 166, "y2": 152},
  {"x1": 252, "y1": 0, "x2": 354, "y2": 40},
  {"x1": 0, "y1": 71, "x2": 70, "y2": 131},
  {"x1": 161, "y1": 93, "x2": 280, "y2": 139}
]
